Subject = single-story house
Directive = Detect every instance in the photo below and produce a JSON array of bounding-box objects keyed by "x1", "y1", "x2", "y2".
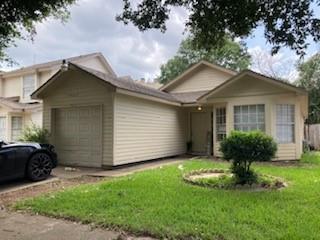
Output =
[{"x1": 32, "y1": 60, "x2": 308, "y2": 168}]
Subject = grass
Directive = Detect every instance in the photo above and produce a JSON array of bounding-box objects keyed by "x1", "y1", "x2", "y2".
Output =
[{"x1": 16, "y1": 153, "x2": 320, "y2": 240}]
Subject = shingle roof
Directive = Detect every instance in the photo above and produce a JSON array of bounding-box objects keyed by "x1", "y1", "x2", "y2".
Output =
[
  {"x1": 0, "y1": 98, "x2": 41, "y2": 111},
  {"x1": 72, "y1": 63, "x2": 180, "y2": 103},
  {"x1": 1, "y1": 52, "x2": 101, "y2": 76},
  {"x1": 171, "y1": 91, "x2": 209, "y2": 103}
]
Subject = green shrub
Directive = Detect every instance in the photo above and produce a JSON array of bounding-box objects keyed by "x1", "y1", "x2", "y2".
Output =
[
  {"x1": 220, "y1": 131, "x2": 277, "y2": 184},
  {"x1": 19, "y1": 124, "x2": 50, "y2": 143}
]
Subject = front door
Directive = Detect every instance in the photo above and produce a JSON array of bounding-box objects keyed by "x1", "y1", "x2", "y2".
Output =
[{"x1": 191, "y1": 112, "x2": 211, "y2": 154}]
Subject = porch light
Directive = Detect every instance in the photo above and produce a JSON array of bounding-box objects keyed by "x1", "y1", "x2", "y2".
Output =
[{"x1": 197, "y1": 106, "x2": 202, "y2": 111}]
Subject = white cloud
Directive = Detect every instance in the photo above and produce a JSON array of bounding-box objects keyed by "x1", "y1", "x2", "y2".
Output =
[{"x1": 3, "y1": 0, "x2": 187, "y2": 80}]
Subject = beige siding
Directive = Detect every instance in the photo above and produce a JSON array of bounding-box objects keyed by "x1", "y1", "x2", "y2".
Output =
[
  {"x1": 2, "y1": 76, "x2": 21, "y2": 98},
  {"x1": 75, "y1": 57, "x2": 111, "y2": 75},
  {"x1": 41, "y1": 71, "x2": 114, "y2": 166},
  {"x1": 167, "y1": 65, "x2": 233, "y2": 93},
  {"x1": 38, "y1": 70, "x2": 56, "y2": 86},
  {"x1": 212, "y1": 75, "x2": 291, "y2": 98},
  {"x1": 113, "y1": 93, "x2": 187, "y2": 165}
]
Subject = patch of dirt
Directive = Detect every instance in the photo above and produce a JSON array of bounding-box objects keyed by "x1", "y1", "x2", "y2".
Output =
[{"x1": 0, "y1": 176, "x2": 106, "y2": 209}]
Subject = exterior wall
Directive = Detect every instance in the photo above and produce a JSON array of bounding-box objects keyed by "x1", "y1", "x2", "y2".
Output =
[
  {"x1": 41, "y1": 71, "x2": 114, "y2": 166},
  {"x1": 25, "y1": 110, "x2": 43, "y2": 127},
  {"x1": 38, "y1": 70, "x2": 56, "y2": 87},
  {"x1": 75, "y1": 57, "x2": 111, "y2": 75},
  {"x1": 207, "y1": 93, "x2": 306, "y2": 160},
  {"x1": 166, "y1": 65, "x2": 233, "y2": 93},
  {"x1": 113, "y1": 93, "x2": 187, "y2": 165},
  {"x1": 0, "y1": 56, "x2": 112, "y2": 102},
  {"x1": 2, "y1": 76, "x2": 21, "y2": 98}
]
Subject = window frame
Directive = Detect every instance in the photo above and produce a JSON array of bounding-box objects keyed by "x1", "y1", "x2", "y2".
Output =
[
  {"x1": 276, "y1": 104, "x2": 295, "y2": 144},
  {"x1": 11, "y1": 116, "x2": 23, "y2": 141},
  {"x1": 233, "y1": 104, "x2": 265, "y2": 132},
  {"x1": 22, "y1": 74, "x2": 36, "y2": 99},
  {"x1": 215, "y1": 107, "x2": 226, "y2": 142},
  {"x1": 0, "y1": 116, "x2": 6, "y2": 141}
]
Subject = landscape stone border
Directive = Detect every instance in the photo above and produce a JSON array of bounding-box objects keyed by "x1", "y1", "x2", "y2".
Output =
[{"x1": 183, "y1": 168, "x2": 287, "y2": 190}]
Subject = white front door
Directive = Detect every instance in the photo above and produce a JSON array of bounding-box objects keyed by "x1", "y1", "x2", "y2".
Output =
[{"x1": 191, "y1": 112, "x2": 211, "y2": 154}]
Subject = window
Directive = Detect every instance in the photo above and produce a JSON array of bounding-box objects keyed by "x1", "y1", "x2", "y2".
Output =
[
  {"x1": 11, "y1": 116, "x2": 22, "y2": 141},
  {"x1": 234, "y1": 104, "x2": 265, "y2": 132},
  {"x1": 23, "y1": 75, "x2": 35, "y2": 98},
  {"x1": 0, "y1": 117, "x2": 6, "y2": 140},
  {"x1": 216, "y1": 107, "x2": 226, "y2": 141},
  {"x1": 276, "y1": 104, "x2": 295, "y2": 143}
]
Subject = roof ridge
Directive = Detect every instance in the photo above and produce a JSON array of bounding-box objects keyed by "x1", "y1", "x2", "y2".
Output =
[{"x1": 2, "y1": 52, "x2": 101, "y2": 75}]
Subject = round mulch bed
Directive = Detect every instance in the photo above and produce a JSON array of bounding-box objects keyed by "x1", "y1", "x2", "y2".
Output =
[{"x1": 183, "y1": 169, "x2": 287, "y2": 190}]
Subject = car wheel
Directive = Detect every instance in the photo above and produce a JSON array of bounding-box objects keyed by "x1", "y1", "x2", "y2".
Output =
[{"x1": 27, "y1": 153, "x2": 53, "y2": 181}]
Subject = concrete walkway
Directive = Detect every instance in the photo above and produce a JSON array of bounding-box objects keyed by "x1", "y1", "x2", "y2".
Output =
[
  {"x1": 0, "y1": 210, "x2": 153, "y2": 240},
  {"x1": 89, "y1": 156, "x2": 187, "y2": 177}
]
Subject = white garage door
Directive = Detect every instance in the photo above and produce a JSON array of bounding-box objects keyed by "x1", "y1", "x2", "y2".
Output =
[{"x1": 54, "y1": 106, "x2": 102, "y2": 167}]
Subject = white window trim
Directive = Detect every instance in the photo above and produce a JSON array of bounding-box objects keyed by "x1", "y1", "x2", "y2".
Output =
[
  {"x1": 11, "y1": 116, "x2": 23, "y2": 141},
  {"x1": 216, "y1": 107, "x2": 226, "y2": 142},
  {"x1": 276, "y1": 104, "x2": 295, "y2": 144},
  {"x1": 21, "y1": 73, "x2": 37, "y2": 101},
  {"x1": 0, "y1": 116, "x2": 7, "y2": 141},
  {"x1": 234, "y1": 104, "x2": 265, "y2": 132}
]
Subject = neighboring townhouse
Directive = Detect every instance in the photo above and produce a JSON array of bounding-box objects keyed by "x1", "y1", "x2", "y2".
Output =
[
  {"x1": 32, "y1": 60, "x2": 308, "y2": 168},
  {"x1": 0, "y1": 52, "x2": 115, "y2": 141}
]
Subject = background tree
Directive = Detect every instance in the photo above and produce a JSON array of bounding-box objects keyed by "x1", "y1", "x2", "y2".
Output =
[
  {"x1": 250, "y1": 48, "x2": 297, "y2": 81},
  {"x1": 0, "y1": 0, "x2": 75, "y2": 65},
  {"x1": 117, "y1": 0, "x2": 320, "y2": 56},
  {"x1": 296, "y1": 53, "x2": 320, "y2": 124},
  {"x1": 159, "y1": 36, "x2": 251, "y2": 84}
]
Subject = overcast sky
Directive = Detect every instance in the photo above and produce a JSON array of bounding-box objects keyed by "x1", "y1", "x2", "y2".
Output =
[{"x1": 3, "y1": 0, "x2": 320, "y2": 81}]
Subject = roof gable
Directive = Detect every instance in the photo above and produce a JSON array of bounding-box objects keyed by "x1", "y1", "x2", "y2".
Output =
[
  {"x1": 1, "y1": 52, "x2": 116, "y2": 78},
  {"x1": 198, "y1": 70, "x2": 307, "y2": 102},
  {"x1": 160, "y1": 60, "x2": 237, "y2": 92},
  {"x1": 32, "y1": 63, "x2": 179, "y2": 105}
]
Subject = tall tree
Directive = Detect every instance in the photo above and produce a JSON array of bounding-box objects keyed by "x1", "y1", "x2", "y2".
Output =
[
  {"x1": 296, "y1": 53, "x2": 320, "y2": 123},
  {"x1": 158, "y1": 37, "x2": 251, "y2": 84},
  {"x1": 0, "y1": 0, "x2": 76, "y2": 65},
  {"x1": 117, "y1": 0, "x2": 320, "y2": 56}
]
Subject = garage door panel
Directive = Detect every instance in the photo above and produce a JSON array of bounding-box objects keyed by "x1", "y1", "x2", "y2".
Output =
[{"x1": 55, "y1": 106, "x2": 102, "y2": 167}]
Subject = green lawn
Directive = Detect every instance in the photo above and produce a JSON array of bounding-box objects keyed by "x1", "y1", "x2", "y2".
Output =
[{"x1": 16, "y1": 153, "x2": 320, "y2": 240}]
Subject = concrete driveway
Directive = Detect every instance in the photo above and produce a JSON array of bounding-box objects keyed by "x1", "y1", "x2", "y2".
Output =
[
  {"x1": 0, "y1": 166, "x2": 101, "y2": 195},
  {"x1": 0, "y1": 210, "x2": 153, "y2": 240}
]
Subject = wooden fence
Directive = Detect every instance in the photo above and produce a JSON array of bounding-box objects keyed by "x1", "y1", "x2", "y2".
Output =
[{"x1": 306, "y1": 124, "x2": 320, "y2": 150}]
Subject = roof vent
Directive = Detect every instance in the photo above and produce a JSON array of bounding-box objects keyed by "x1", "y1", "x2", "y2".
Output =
[{"x1": 61, "y1": 59, "x2": 68, "y2": 71}]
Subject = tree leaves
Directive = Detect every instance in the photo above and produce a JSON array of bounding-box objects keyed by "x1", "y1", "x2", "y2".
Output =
[
  {"x1": 0, "y1": 0, "x2": 75, "y2": 65},
  {"x1": 117, "y1": 0, "x2": 320, "y2": 56},
  {"x1": 158, "y1": 36, "x2": 251, "y2": 84}
]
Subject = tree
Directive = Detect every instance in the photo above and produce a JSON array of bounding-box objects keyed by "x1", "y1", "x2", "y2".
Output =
[
  {"x1": 250, "y1": 48, "x2": 297, "y2": 81},
  {"x1": 159, "y1": 36, "x2": 251, "y2": 84},
  {"x1": 117, "y1": 0, "x2": 320, "y2": 56},
  {"x1": 296, "y1": 53, "x2": 320, "y2": 124},
  {"x1": 0, "y1": 0, "x2": 75, "y2": 65},
  {"x1": 220, "y1": 131, "x2": 277, "y2": 185}
]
